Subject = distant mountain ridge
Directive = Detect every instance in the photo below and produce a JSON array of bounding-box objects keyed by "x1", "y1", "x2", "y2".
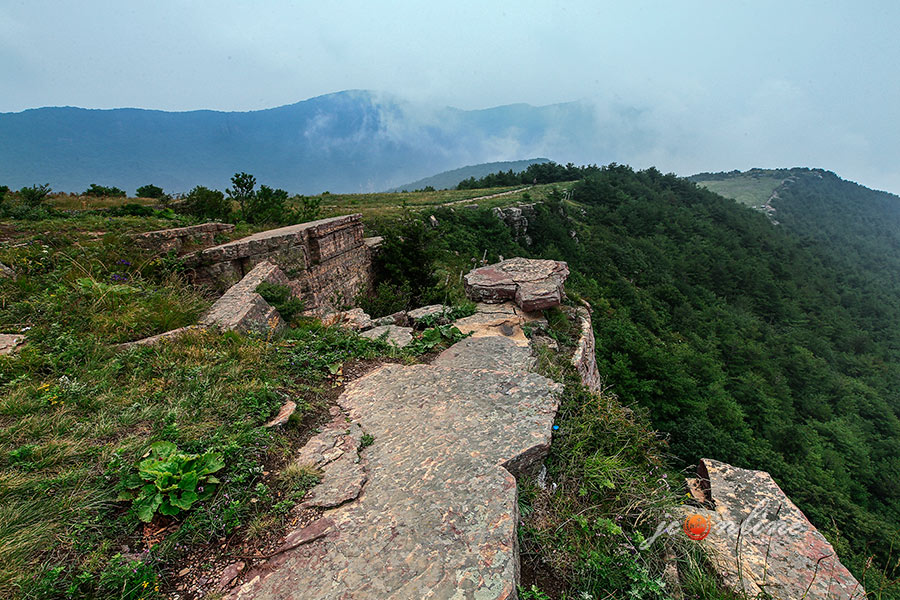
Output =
[
  {"x1": 0, "y1": 91, "x2": 632, "y2": 195},
  {"x1": 389, "y1": 158, "x2": 550, "y2": 191}
]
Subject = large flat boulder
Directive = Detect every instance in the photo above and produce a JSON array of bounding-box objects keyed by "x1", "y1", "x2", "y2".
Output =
[
  {"x1": 131, "y1": 222, "x2": 234, "y2": 254},
  {"x1": 201, "y1": 261, "x2": 296, "y2": 334},
  {"x1": 464, "y1": 257, "x2": 569, "y2": 312},
  {"x1": 685, "y1": 458, "x2": 865, "y2": 599},
  {"x1": 227, "y1": 335, "x2": 561, "y2": 600}
]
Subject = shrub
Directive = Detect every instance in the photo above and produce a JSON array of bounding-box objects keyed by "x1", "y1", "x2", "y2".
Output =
[
  {"x1": 19, "y1": 183, "x2": 52, "y2": 208},
  {"x1": 136, "y1": 184, "x2": 166, "y2": 199},
  {"x1": 294, "y1": 194, "x2": 321, "y2": 222},
  {"x1": 179, "y1": 185, "x2": 232, "y2": 220},
  {"x1": 373, "y1": 213, "x2": 440, "y2": 306},
  {"x1": 256, "y1": 282, "x2": 306, "y2": 323},
  {"x1": 246, "y1": 184, "x2": 289, "y2": 224},
  {"x1": 0, "y1": 185, "x2": 8, "y2": 205},
  {"x1": 118, "y1": 441, "x2": 224, "y2": 522},
  {"x1": 357, "y1": 281, "x2": 410, "y2": 317},
  {"x1": 83, "y1": 183, "x2": 126, "y2": 197}
]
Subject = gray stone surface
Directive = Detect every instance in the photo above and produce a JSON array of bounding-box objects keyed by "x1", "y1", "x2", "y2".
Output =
[
  {"x1": 572, "y1": 302, "x2": 602, "y2": 393},
  {"x1": 407, "y1": 303, "x2": 451, "y2": 323},
  {"x1": 201, "y1": 261, "x2": 295, "y2": 334},
  {"x1": 464, "y1": 257, "x2": 569, "y2": 312},
  {"x1": 684, "y1": 459, "x2": 865, "y2": 599},
  {"x1": 359, "y1": 324, "x2": 414, "y2": 347},
  {"x1": 183, "y1": 215, "x2": 373, "y2": 315},
  {"x1": 115, "y1": 325, "x2": 203, "y2": 350},
  {"x1": 131, "y1": 222, "x2": 234, "y2": 254},
  {"x1": 453, "y1": 301, "x2": 543, "y2": 347},
  {"x1": 0, "y1": 334, "x2": 26, "y2": 356},
  {"x1": 492, "y1": 204, "x2": 536, "y2": 246},
  {"x1": 227, "y1": 334, "x2": 561, "y2": 600},
  {"x1": 322, "y1": 308, "x2": 374, "y2": 331},
  {"x1": 0, "y1": 261, "x2": 14, "y2": 278}
]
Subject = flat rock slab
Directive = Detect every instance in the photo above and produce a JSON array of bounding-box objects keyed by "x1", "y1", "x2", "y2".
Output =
[
  {"x1": 0, "y1": 334, "x2": 26, "y2": 355},
  {"x1": 453, "y1": 302, "x2": 543, "y2": 347},
  {"x1": 359, "y1": 325, "x2": 414, "y2": 347},
  {"x1": 321, "y1": 308, "x2": 374, "y2": 331},
  {"x1": 407, "y1": 304, "x2": 451, "y2": 323},
  {"x1": 201, "y1": 261, "x2": 295, "y2": 334},
  {"x1": 685, "y1": 458, "x2": 865, "y2": 599},
  {"x1": 432, "y1": 335, "x2": 534, "y2": 373},
  {"x1": 464, "y1": 257, "x2": 569, "y2": 312},
  {"x1": 228, "y1": 338, "x2": 561, "y2": 600}
]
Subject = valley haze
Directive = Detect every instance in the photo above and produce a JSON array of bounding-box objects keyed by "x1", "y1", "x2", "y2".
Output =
[{"x1": 2, "y1": 89, "x2": 899, "y2": 196}]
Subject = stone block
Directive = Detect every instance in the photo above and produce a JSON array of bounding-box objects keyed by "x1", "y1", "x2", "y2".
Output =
[
  {"x1": 201, "y1": 261, "x2": 294, "y2": 334},
  {"x1": 464, "y1": 257, "x2": 569, "y2": 311}
]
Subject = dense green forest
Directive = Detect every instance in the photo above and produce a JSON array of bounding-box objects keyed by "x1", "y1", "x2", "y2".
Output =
[{"x1": 426, "y1": 165, "x2": 900, "y2": 592}]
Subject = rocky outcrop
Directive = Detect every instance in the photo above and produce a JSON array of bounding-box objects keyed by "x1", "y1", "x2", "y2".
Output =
[
  {"x1": 492, "y1": 204, "x2": 537, "y2": 246},
  {"x1": 183, "y1": 215, "x2": 372, "y2": 314},
  {"x1": 131, "y1": 222, "x2": 234, "y2": 253},
  {"x1": 359, "y1": 324, "x2": 414, "y2": 348},
  {"x1": 454, "y1": 301, "x2": 545, "y2": 347},
  {"x1": 685, "y1": 459, "x2": 865, "y2": 600},
  {"x1": 200, "y1": 261, "x2": 297, "y2": 334},
  {"x1": 0, "y1": 334, "x2": 26, "y2": 356},
  {"x1": 464, "y1": 258, "x2": 569, "y2": 312},
  {"x1": 226, "y1": 325, "x2": 561, "y2": 599},
  {"x1": 572, "y1": 301, "x2": 602, "y2": 393}
]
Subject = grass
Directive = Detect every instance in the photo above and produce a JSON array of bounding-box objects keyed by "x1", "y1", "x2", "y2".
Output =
[
  {"x1": 517, "y1": 304, "x2": 743, "y2": 599},
  {"x1": 693, "y1": 175, "x2": 786, "y2": 207}
]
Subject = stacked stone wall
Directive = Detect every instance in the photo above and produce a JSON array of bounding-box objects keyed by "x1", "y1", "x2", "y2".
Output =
[
  {"x1": 131, "y1": 222, "x2": 234, "y2": 253},
  {"x1": 182, "y1": 214, "x2": 372, "y2": 314}
]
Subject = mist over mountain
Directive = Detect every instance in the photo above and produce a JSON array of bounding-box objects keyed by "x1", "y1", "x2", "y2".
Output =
[{"x1": 0, "y1": 91, "x2": 644, "y2": 195}]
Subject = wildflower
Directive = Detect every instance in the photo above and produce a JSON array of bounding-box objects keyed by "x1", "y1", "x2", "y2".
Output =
[
  {"x1": 37, "y1": 382, "x2": 51, "y2": 391},
  {"x1": 142, "y1": 581, "x2": 149, "y2": 588},
  {"x1": 118, "y1": 259, "x2": 131, "y2": 265}
]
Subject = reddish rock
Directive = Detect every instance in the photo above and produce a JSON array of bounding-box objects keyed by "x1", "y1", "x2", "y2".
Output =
[
  {"x1": 685, "y1": 458, "x2": 865, "y2": 599},
  {"x1": 227, "y1": 335, "x2": 561, "y2": 600},
  {"x1": 131, "y1": 222, "x2": 234, "y2": 254},
  {"x1": 0, "y1": 334, "x2": 26, "y2": 355},
  {"x1": 264, "y1": 401, "x2": 297, "y2": 428},
  {"x1": 201, "y1": 261, "x2": 294, "y2": 334},
  {"x1": 464, "y1": 257, "x2": 569, "y2": 311}
]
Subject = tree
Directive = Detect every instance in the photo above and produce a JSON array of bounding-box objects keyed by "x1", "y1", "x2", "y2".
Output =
[
  {"x1": 227, "y1": 172, "x2": 256, "y2": 220},
  {"x1": 83, "y1": 184, "x2": 126, "y2": 197},
  {"x1": 19, "y1": 184, "x2": 52, "y2": 208},
  {"x1": 0, "y1": 185, "x2": 8, "y2": 206},
  {"x1": 180, "y1": 186, "x2": 231, "y2": 221},
  {"x1": 136, "y1": 184, "x2": 166, "y2": 199},
  {"x1": 246, "y1": 184, "x2": 288, "y2": 224}
]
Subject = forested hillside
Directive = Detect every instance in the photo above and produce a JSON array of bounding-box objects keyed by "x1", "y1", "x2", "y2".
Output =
[{"x1": 425, "y1": 166, "x2": 900, "y2": 593}]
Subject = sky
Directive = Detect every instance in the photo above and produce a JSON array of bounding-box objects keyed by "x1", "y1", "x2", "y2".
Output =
[{"x1": 2, "y1": 0, "x2": 900, "y2": 193}]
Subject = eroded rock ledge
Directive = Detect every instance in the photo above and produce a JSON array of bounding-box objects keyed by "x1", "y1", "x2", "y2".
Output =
[
  {"x1": 227, "y1": 332, "x2": 561, "y2": 599},
  {"x1": 686, "y1": 458, "x2": 865, "y2": 600}
]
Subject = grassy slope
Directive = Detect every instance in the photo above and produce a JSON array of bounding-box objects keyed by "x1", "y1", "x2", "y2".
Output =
[
  {"x1": 0, "y1": 211, "x2": 467, "y2": 599},
  {"x1": 691, "y1": 174, "x2": 785, "y2": 207}
]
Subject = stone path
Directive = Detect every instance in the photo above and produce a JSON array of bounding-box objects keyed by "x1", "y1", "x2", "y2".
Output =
[{"x1": 227, "y1": 329, "x2": 560, "y2": 599}]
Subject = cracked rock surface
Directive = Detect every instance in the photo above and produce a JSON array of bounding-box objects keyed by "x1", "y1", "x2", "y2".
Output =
[
  {"x1": 227, "y1": 334, "x2": 560, "y2": 599},
  {"x1": 464, "y1": 258, "x2": 569, "y2": 312}
]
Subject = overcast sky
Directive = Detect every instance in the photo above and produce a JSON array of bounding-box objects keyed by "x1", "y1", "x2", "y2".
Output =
[{"x1": 3, "y1": 1, "x2": 900, "y2": 193}]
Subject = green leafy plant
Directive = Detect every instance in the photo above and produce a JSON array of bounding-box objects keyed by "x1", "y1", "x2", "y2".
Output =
[
  {"x1": 407, "y1": 324, "x2": 467, "y2": 354},
  {"x1": 359, "y1": 433, "x2": 374, "y2": 449},
  {"x1": 119, "y1": 441, "x2": 224, "y2": 522},
  {"x1": 256, "y1": 282, "x2": 306, "y2": 323}
]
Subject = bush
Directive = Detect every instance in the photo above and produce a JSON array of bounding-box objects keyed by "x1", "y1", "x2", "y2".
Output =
[
  {"x1": 295, "y1": 194, "x2": 321, "y2": 222},
  {"x1": 179, "y1": 185, "x2": 232, "y2": 220},
  {"x1": 256, "y1": 282, "x2": 306, "y2": 323},
  {"x1": 0, "y1": 185, "x2": 8, "y2": 206},
  {"x1": 83, "y1": 183, "x2": 126, "y2": 197},
  {"x1": 373, "y1": 213, "x2": 440, "y2": 306},
  {"x1": 118, "y1": 441, "x2": 224, "y2": 522},
  {"x1": 136, "y1": 184, "x2": 166, "y2": 199},
  {"x1": 246, "y1": 185, "x2": 289, "y2": 224},
  {"x1": 357, "y1": 281, "x2": 410, "y2": 317},
  {"x1": 19, "y1": 183, "x2": 52, "y2": 208}
]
